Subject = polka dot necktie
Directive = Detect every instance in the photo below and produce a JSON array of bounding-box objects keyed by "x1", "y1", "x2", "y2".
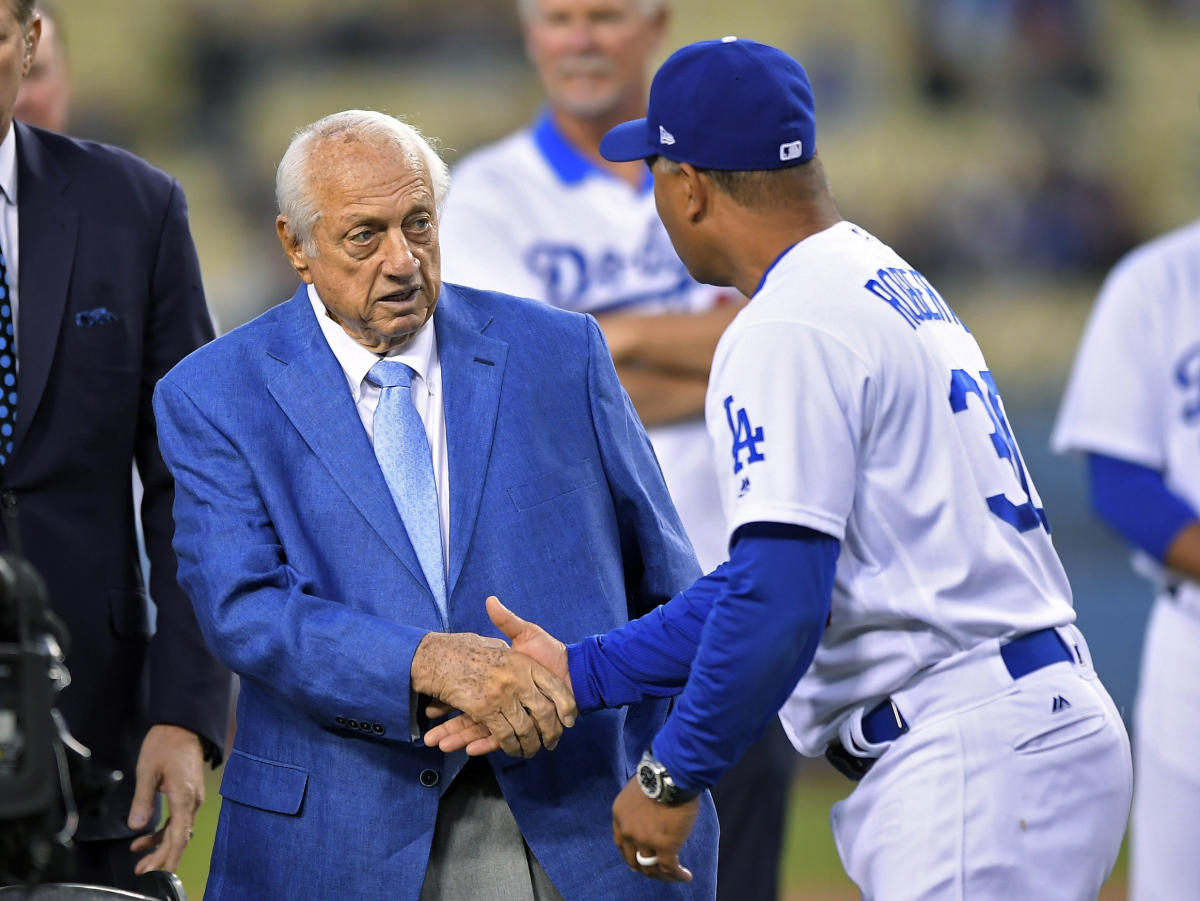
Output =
[
  {"x1": 0, "y1": 242, "x2": 15, "y2": 467},
  {"x1": 367, "y1": 360, "x2": 447, "y2": 621}
]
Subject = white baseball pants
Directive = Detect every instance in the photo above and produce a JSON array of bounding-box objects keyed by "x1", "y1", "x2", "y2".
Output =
[{"x1": 830, "y1": 625, "x2": 1132, "y2": 900}]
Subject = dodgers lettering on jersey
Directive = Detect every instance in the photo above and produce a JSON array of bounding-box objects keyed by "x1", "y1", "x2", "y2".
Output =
[
  {"x1": 523, "y1": 218, "x2": 695, "y2": 312},
  {"x1": 707, "y1": 221, "x2": 1075, "y2": 756},
  {"x1": 1175, "y1": 341, "x2": 1200, "y2": 425}
]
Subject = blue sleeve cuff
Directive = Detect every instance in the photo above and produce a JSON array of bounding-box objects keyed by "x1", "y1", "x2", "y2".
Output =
[
  {"x1": 1088, "y1": 452, "x2": 1198, "y2": 561},
  {"x1": 567, "y1": 639, "x2": 604, "y2": 713}
]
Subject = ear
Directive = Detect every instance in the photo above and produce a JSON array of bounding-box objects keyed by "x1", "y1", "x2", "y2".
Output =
[
  {"x1": 677, "y1": 162, "x2": 710, "y2": 224},
  {"x1": 647, "y1": 3, "x2": 670, "y2": 47},
  {"x1": 276, "y1": 216, "x2": 313, "y2": 284},
  {"x1": 22, "y1": 17, "x2": 41, "y2": 74}
]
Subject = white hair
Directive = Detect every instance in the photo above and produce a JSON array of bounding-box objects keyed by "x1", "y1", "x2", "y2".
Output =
[
  {"x1": 275, "y1": 109, "x2": 451, "y2": 256},
  {"x1": 516, "y1": 0, "x2": 665, "y2": 22}
]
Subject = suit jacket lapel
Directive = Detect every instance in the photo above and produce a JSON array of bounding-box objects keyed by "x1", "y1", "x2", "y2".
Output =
[
  {"x1": 435, "y1": 286, "x2": 507, "y2": 599},
  {"x1": 266, "y1": 288, "x2": 432, "y2": 598},
  {"x1": 13, "y1": 123, "x2": 78, "y2": 457}
]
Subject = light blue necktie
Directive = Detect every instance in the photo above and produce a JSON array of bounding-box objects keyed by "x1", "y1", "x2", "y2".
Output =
[{"x1": 368, "y1": 360, "x2": 447, "y2": 621}]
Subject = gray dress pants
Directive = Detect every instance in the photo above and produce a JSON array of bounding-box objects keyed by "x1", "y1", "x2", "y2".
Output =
[{"x1": 420, "y1": 759, "x2": 565, "y2": 901}]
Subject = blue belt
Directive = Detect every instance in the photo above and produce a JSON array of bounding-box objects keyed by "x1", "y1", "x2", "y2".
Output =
[{"x1": 828, "y1": 627, "x2": 1074, "y2": 780}]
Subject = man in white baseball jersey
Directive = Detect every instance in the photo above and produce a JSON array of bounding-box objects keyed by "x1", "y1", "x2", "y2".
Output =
[
  {"x1": 1053, "y1": 220, "x2": 1200, "y2": 900},
  {"x1": 438, "y1": 3, "x2": 796, "y2": 899},
  {"x1": 428, "y1": 37, "x2": 1133, "y2": 900}
]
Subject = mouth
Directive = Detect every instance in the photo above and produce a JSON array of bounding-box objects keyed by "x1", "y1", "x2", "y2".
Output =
[
  {"x1": 557, "y1": 57, "x2": 614, "y2": 80},
  {"x1": 377, "y1": 285, "x2": 422, "y2": 306}
]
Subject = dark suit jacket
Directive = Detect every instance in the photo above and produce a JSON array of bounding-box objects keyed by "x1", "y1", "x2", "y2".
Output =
[
  {"x1": 3, "y1": 122, "x2": 231, "y2": 840},
  {"x1": 153, "y1": 284, "x2": 719, "y2": 900}
]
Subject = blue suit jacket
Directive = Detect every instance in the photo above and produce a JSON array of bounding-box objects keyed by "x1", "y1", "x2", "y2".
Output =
[
  {"x1": 153, "y1": 283, "x2": 718, "y2": 900},
  {"x1": 5, "y1": 122, "x2": 230, "y2": 839}
]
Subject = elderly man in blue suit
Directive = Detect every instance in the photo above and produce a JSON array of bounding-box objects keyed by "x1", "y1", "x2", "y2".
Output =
[{"x1": 152, "y1": 109, "x2": 718, "y2": 900}]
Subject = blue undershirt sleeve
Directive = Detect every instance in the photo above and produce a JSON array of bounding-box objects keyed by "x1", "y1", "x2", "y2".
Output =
[
  {"x1": 1087, "y1": 452, "x2": 1198, "y2": 562},
  {"x1": 651, "y1": 522, "x2": 837, "y2": 792}
]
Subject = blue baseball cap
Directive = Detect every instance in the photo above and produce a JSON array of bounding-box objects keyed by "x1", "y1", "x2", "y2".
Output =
[{"x1": 600, "y1": 37, "x2": 816, "y2": 171}]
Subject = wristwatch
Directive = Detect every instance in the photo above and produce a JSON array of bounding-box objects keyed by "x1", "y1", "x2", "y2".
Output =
[{"x1": 636, "y1": 749, "x2": 700, "y2": 805}]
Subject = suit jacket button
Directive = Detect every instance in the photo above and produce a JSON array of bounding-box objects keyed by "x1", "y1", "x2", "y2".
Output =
[
  {"x1": 420, "y1": 769, "x2": 439, "y2": 787},
  {"x1": 1, "y1": 491, "x2": 15, "y2": 508},
  {"x1": 335, "y1": 717, "x2": 346, "y2": 726},
  {"x1": 373, "y1": 723, "x2": 385, "y2": 735}
]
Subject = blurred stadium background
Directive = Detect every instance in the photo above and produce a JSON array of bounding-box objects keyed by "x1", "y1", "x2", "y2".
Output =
[{"x1": 47, "y1": 0, "x2": 1200, "y2": 897}]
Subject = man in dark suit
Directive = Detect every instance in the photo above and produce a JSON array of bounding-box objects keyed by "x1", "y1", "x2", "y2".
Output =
[
  {"x1": 1, "y1": 0, "x2": 230, "y2": 889},
  {"x1": 152, "y1": 108, "x2": 718, "y2": 900}
]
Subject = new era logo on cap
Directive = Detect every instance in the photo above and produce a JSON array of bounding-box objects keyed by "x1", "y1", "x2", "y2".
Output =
[{"x1": 599, "y1": 37, "x2": 817, "y2": 171}]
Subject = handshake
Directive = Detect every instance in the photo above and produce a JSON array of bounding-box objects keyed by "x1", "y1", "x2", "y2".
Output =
[
  {"x1": 412, "y1": 595, "x2": 700, "y2": 884},
  {"x1": 411, "y1": 595, "x2": 576, "y2": 759}
]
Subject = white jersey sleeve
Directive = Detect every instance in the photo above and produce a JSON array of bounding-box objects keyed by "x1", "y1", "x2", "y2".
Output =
[
  {"x1": 1051, "y1": 238, "x2": 1176, "y2": 468},
  {"x1": 707, "y1": 319, "x2": 868, "y2": 541}
]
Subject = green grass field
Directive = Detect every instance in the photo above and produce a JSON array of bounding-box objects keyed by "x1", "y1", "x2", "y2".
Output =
[{"x1": 175, "y1": 760, "x2": 1129, "y2": 900}]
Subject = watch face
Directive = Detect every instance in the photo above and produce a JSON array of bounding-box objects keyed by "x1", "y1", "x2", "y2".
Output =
[{"x1": 637, "y1": 762, "x2": 663, "y2": 799}]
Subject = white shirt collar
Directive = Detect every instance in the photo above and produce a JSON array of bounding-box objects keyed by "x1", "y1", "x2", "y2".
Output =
[
  {"x1": 0, "y1": 124, "x2": 18, "y2": 207},
  {"x1": 306, "y1": 283, "x2": 437, "y2": 398}
]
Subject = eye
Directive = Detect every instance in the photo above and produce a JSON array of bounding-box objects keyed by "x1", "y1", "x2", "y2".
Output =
[
  {"x1": 408, "y1": 216, "x2": 432, "y2": 235},
  {"x1": 348, "y1": 229, "x2": 375, "y2": 245}
]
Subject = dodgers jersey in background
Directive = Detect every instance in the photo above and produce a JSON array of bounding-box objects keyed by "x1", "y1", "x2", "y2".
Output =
[
  {"x1": 1053, "y1": 219, "x2": 1200, "y2": 612},
  {"x1": 439, "y1": 113, "x2": 731, "y2": 570},
  {"x1": 710, "y1": 221, "x2": 1076, "y2": 755}
]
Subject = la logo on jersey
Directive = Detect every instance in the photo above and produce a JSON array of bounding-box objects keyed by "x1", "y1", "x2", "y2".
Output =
[{"x1": 724, "y1": 396, "x2": 765, "y2": 474}]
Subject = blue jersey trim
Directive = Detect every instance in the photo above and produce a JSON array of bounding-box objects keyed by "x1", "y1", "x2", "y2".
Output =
[
  {"x1": 532, "y1": 110, "x2": 653, "y2": 193},
  {"x1": 753, "y1": 243, "x2": 799, "y2": 296}
]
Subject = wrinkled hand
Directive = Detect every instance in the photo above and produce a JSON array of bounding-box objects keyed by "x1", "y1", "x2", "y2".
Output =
[
  {"x1": 412, "y1": 611, "x2": 575, "y2": 758},
  {"x1": 424, "y1": 596, "x2": 571, "y2": 755},
  {"x1": 612, "y1": 776, "x2": 698, "y2": 883},
  {"x1": 128, "y1": 724, "x2": 206, "y2": 875}
]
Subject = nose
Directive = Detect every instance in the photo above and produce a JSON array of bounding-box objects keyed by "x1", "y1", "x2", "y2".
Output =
[
  {"x1": 562, "y1": 19, "x2": 597, "y2": 53},
  {"x1": 382, "y1": 231, "x2": 420, "y2": 279}
]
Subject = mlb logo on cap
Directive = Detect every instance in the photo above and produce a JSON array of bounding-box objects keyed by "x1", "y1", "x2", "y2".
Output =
[{"x1": 600, "y1": 37, "x2": 817, "y2": 171}]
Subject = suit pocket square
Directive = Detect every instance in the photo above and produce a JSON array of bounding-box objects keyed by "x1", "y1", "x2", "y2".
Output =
[{"x1": 75, "y1": 307, "x2": 118, "y2": 328}]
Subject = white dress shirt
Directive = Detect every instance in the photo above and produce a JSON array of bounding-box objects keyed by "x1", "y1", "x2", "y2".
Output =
[{"x1": 307, "y1": 284, "x2": 450, "y2": 574}]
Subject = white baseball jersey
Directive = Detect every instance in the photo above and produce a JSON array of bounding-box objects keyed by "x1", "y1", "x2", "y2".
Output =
[
  {"x1": 439, "y1": 115, "x2": 733, "y2": 570},
  {"x1": 1052, "y1": 218, "x2": 1200, "y2": 611},
  {"x1": 708, "y1": 221, "x2": 1076, "y2": 755}
]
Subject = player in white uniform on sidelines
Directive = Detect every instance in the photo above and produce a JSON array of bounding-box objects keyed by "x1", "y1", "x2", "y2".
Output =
[
  {"x1": 427, "y1": 37, "x2": 1133, "y2": 901},
  {"x1": 439, "y1": 0, "x2": 734, "y2": 574},
  {"x1": 1053, "y1": 220, "x2": 1200, "y2": 900},
  {"x1": 438, "y1": 5, "x2": 798, "y2": 901}
]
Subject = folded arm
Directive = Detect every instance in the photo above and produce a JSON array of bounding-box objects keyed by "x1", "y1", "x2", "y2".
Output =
[{"x1": 597, "y1": 303, "x2": 743, "y2": 428}]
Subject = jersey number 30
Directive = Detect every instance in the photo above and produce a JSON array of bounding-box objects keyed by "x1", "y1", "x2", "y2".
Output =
[{"x1": 949, "y1": 369, "x2": 1049, "y2": 534}]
